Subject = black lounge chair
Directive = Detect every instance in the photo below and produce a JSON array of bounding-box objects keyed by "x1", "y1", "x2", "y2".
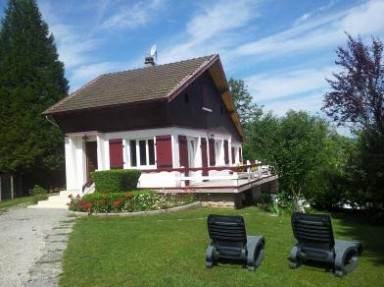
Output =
[
  {"x1": 206, "y1": 214, "x2": 265, "y2": 271},
  {"x1": 289, "y1": 212, "x2": 363, "y2": 276}
]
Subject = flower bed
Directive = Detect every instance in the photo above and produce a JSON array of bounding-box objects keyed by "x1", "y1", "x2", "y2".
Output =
[{"x1": 68, "y1": 190, "x2": 196, "y2": 213}]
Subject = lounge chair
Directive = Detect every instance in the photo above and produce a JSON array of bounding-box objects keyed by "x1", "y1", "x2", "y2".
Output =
[
  {"x1": 289, "y1": 212, "x2": 363, "y2": 276},
  {"x1": 206, "y1": 214, "x2": 265, "y2": 271}
]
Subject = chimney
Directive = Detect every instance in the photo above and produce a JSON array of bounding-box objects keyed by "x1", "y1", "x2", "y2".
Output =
[{"x1": 145, "y1": 56, "x2": 155, "y2": 67}]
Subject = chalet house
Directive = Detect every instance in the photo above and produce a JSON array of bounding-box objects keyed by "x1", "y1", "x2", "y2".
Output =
[{"x1": 43, "y1": 54, "x2": 248, "y2": 195}]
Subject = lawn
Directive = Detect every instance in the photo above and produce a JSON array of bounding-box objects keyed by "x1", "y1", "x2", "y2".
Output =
[
  {"x1": 60, "y1": 207, "x2": 384, "y2": 287},
  {"x1": 0, "y1": 196, "x2": 33, "y2": 211}
]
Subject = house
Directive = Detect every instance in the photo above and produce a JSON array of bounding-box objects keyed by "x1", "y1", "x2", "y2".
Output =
[{"x1": 41, "y1": 54, "x2": 277, "y2": 208}]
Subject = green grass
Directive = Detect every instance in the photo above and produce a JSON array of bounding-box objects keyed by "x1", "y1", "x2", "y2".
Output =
[
  {"x1": 0, "y1": 196, "x2": 33, "y2": 211},
  {"x1": 60, "y1": 207, "x2": 384, "y2": 287}
]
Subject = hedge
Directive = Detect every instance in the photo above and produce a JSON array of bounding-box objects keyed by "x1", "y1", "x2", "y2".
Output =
[{"x1": 90, "y1": 169, "x2": 141, "y2": 193}]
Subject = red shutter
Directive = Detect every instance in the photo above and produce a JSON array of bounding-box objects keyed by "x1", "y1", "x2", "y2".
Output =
[
  {"x1": 156, "y1": 135, "x2": 173, "y2": 168},
  {"x1": 224, "y1": 140, "x2": 229, "y2": 164},
  {"x1": 209, "y1": 138, "x2": 216, "y2": 166},
  {"x1": 201, "y1": 138, "x2": 208, "y2": 176},
  {"x1": 109, "y1": 139, "x2": 124, "y2": 169},
  {"x1": 178, "y1": 135, "x2": 189, "y2": 168}
]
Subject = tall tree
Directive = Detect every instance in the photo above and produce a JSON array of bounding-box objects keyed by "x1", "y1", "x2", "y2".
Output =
[
  {"x1": 229, "y1": 78, "x2": 262, "y2": 127},
  {"x1": 322, "y1": 34, "x2": 384, "y2": 133},
  {"x1": 323, "y1": 35, "x2": 384, "y2": 220},
  {"x1": 0, "y1": 0, "x2": 68, "y2": 189}
]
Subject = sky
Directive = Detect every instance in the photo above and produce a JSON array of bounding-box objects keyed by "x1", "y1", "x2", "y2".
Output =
[{"x1": 0, "y1": 0, "x2": 383, "y2": 121}]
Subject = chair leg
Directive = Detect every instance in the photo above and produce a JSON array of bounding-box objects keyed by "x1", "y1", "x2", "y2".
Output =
[
  {"x1": 206, "y1": 244, "x2": 216, "y2": 268},
  {"x1": 289, "y1": 245, "x2": 301, "y2": 269},
  {"x1": 334, "y1": 248, "x2": 358, "y2": 277},
  {"x1": 246, "y1": 236, "x2": 265, "y2": 272}
]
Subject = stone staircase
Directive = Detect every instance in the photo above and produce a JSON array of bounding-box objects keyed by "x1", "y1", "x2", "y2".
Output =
[
  {"x1": 29, "y1": 190, "x2": 81, "y2": 209},
  {"x1": 29, "y1": 184, "x2": 95, "y2": 209}
]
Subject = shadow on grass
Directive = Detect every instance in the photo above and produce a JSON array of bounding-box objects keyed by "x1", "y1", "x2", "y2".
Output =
[{"x1": 331, "y1": 210, "x2": 384, "y2": 266}]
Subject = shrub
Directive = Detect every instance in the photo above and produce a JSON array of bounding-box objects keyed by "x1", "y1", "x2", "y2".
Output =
[
  {"x1": 91, "y1": 169, "x2": 141, "y2": 193},
  {"x1": 68, "y1": 190, "x2": 196, "y2": 213},
  {"x1": 29, "y1": 185, "x2": 49, "y2": 204}
]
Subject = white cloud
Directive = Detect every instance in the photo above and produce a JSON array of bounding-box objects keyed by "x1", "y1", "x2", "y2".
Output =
[
  {"x1": 101, "y1": 0, "x2": 165, "y2": 30},
  {"x1": 262, "y1": 92, "x2": 324, "y2": 116},
  {"x1": 159, "y1": 0, "x2": 261, "y2": 63},
  {"x1": 231, "y1": 0, "x2": 384, "y2": 61},
  {"x1": 245, "y1": 66, "x2": 334, "y2": 102}
]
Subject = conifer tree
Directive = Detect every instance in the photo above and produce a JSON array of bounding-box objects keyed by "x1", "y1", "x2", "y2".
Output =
[{"x1": 0, "y1": 0, "x2": 68, "y2": 189}]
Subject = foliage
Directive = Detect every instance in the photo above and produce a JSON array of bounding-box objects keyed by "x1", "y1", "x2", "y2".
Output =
[
  {"x1": 246, "y1": 110, "x2": 331, "y2": 209},
  {"x1": 323, "y1": 34, "x2": 384, "y2": 217},
  {"x1": 68, "y1": 190, "x2": 196, "y2": 213},
  {"x1": 228, "y1": 78, "x2": 263, "y2": 127},
  {"x1": 0, "y1": 0, "x2": 68, "y2": 187},
  {"x1": 322, "y1": 34, "x2": 384, "y2": 132},
  {"x1": 243, "y1": 111, "x2": 279, "y2": 162},
  {"x1": 60, "y1": 207, "x2": 384, "y2": 287},
  {"x1": 29, "y1": 184, "x2": 48, "y2": 204},
  {"x1": 91, "y1": 169, "x2": 141, "y2": 193},
  {"x1": 305, "y1": 132, "x2": 356, "y2": 210},
  {"x1": 344, "y1": 129, "x2": 384, "y2": 217}
]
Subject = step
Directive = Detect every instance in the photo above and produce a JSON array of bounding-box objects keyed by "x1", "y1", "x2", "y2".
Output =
[
  {"x1": 29, "y1": 200, "x2": 69, "y2": 209},
  {"x1": 29, "y1": 190, "x2": 81, "y2": 209}
]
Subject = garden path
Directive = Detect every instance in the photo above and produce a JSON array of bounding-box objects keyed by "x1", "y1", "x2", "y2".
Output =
[{"x1": 0, "y1": 205, "x2": 75, "y2": 287}]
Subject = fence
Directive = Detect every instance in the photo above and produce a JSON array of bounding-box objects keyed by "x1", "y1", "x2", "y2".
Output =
[{"x1": 0, "y1": 174, "x2": 23, "y2": 201}]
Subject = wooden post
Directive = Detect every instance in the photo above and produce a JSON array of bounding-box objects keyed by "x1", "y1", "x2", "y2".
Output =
[
  {"x1": 0, "y1": 175, "x2": 2, "y2": 202},
  {"x1": 11, "y1": 175, "x2": 14, "y2": 199}
]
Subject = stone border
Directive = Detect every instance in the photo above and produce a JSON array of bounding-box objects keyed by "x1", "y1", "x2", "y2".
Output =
[{"x1": 69, "y1": 201, "x2": 202, "y2": 217}]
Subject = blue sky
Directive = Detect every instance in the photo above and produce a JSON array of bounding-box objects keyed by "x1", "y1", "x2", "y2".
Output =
[{"x1": 1, "y1": 0, "x2": 384, "y2": 118}]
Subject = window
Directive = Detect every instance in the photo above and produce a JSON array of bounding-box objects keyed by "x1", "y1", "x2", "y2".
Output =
[
  {"x1": 129, "y1": 140, "x2": 137, "y2": 167},
  {"x1": 128, "y1": 139, "x2": 155, "y2": 167},
  {"x1": 215, "y1": 140, "x2": 223, "y2": 165}
]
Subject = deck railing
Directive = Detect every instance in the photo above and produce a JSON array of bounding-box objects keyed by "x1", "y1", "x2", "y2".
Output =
[{"x1": 140, "y1": 162, "x2": 273, "y2": 187}]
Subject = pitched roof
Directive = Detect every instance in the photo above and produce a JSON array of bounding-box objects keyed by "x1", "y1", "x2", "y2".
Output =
[{"x1": 43, "y1": 55, "x2": 216, "y2": 115}]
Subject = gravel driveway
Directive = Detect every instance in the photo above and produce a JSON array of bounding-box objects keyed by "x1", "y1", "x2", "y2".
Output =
[{"x1": 0, "y1": 206, "x2": 76, "y2": 287}]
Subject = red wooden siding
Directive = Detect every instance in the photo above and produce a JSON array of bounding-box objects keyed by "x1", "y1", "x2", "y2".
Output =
[
  {"x1": 155, "y1": 135, "x2": 173, "y2": 168},
  {"x1": 109, "y1": 139, "x2": 124, "y2": 169},
  {"x1": 201, "y1": 138, "x2": 208, "y2": 176},
  {"x1": 224, "y1": 140, "x2": 229, "y2": 164},
  {"x1": 178, "y1": 135, "x2": 189, "y2": 168},
  {"x1": 209, "y1": 138, "x2": 216, "y2": 166}
]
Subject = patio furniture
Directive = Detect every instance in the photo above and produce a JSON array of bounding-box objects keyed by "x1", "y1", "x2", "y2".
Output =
[
  {"x1": 289, "y1": 212, "x2": 363, "y2": 276},
  {"x1": 206, "y1": 214, "x2": 265, "y2": 271}
]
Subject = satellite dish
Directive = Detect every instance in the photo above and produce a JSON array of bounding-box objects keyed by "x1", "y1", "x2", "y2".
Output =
[
  {"x1": 150, "y1": 44, "x2": 157, "y2": 62},
  {"x1": 150, "y1": 44, "x2": 157, "y2": 56}
]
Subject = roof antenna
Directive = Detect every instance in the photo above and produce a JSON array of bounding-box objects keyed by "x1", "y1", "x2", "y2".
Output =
[{"x1": 145, "y1": 44, "x2": 157, "y2": 67}]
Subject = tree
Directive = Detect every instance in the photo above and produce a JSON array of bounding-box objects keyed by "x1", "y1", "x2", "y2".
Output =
[
  {"x1": 0, "y1": 0, "x2": 68, "y2": 190},
  {"x1": 246, "y1": 111, "x2": 327, "y2": 203},
  {"x1": 322, "y1": 34, "x2": 384, "y2": 133},
  {"x1": 229, "y1": 78, "x2": 262, "y2": 127},
  {"x1": 323, "y1": 34, "x2": 384, "y2": 220}
]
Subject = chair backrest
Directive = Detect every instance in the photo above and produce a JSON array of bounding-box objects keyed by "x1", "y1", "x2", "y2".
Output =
[
  {"x1": 291, "y1": 212, "x2": 335, "y2": 252},
  {"x1": 208, "y1": 214, "x2": 247, "y2": 253}
]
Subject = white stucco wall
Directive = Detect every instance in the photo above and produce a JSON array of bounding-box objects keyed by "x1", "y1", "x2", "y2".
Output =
[{"x1": 64, "y1": 127, "x2": 243, "y2": 192}]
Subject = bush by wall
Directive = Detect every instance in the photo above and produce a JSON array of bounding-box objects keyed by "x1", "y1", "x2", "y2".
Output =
[
  {"x1": 91, "y1": 169, "x2": 141, "y2": 193},
  {"x1": 68, "y1": 190, "x2": 196, "y2": 213}
]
